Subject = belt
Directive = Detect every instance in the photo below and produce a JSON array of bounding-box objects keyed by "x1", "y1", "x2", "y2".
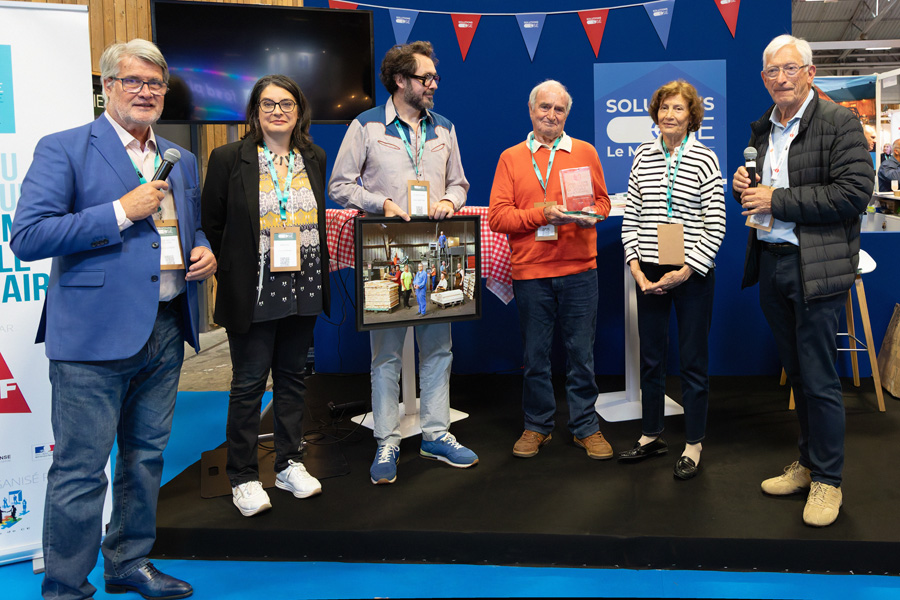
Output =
[
  {"x1": 760, "y1": 241, "x2": 799, "y2": 256},
  {"x1": 159, "y1": 293, "x2": 184, "y2": 313}
]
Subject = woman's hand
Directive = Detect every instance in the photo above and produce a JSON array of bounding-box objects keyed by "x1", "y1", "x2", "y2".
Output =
[{"x1": 644, "y1": 265, "x2": 693, "y2": 294}]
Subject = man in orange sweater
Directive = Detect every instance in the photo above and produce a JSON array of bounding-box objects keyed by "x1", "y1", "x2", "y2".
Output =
[{"x1": 488, "y1": 80, "x2": 612, "y2": 461}]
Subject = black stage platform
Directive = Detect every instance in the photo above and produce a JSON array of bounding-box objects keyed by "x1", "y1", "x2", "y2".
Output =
[{"x1": 153, "y1": 374, "x2": 900, "y2": 574}]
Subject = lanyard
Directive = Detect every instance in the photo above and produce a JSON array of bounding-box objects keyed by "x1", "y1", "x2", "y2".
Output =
[
  {"x1": 129, "y1": 153, "x2": 161, "y2": 185},
  {"x1": 661, "y1": 136, "x2": 688, "y2": 219},
  {"x1": 263, "y1": 143, "x2": 295, "y2": 221},
  {"x1": 767, "y1": 121, "x2": 798, "y2": 184},
  {"x1": 528, "y1": 132, "x2": 562, "y2": 199},
  {"x1": 395, "y1": 118, "x2": 427, "y2": 179}
]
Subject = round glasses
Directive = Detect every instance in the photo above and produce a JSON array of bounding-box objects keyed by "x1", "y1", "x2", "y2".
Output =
[
  {"x1": 259, "y1": 99, "x2": 297, "y2": 113},
  {"x1": 112, "y1": 77, "x2": 168, "y2": 96},
  {"x1": 763, "y1": 64, "x2": 809, "y2": 79}
]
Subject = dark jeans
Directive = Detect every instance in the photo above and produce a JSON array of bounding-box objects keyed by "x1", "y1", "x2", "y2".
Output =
[
  {"x1": 513, "y1": 269, "x2": 600, "y2": 438},
  {"x1": 42, "y1": 302, "x2": 184, "y2": 600},
  {"x1": 758, "y1": 251, "x2": 846, "y2": 486},
  {"x1": 635, "y1": 263, "x2": 715, "y2": 444},
  {"x1": 226, "y1": 315, "x2": 317, "y2": 485},
  {"x1": 402, "y1": 289, "x2": 411, "y2": 308}
]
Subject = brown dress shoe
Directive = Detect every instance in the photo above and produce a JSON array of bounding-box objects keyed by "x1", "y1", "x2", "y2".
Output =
[
  {"x1": 513, "y1": 430, "x2": 552, "y2": 458},
  {"x1": 574, "y1": 431, "x2": 614, "y2": 460}
]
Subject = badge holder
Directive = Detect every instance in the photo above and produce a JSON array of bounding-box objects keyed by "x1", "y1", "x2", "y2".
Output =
[
  {"x1": 745, "y1": 187, "x2": 774, "y2": 232},
  {"x1": 657, "y1": 223, "x2": 685, "y2": 266},
  {"x1": 157, "y1": 220, "x2": 185, "y2": 270},
  {"x1": 408, "y1": 180, "x2": 431, "y2": 217},
  {"x1": 270, "y1": 227, "x2": 302, "y2": 272},
  {"x1": 534, "y1": 201, "x2": 558, "y2": 241}
]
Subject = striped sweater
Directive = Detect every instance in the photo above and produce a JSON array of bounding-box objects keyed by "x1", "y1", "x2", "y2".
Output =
[{"x1": 621, "y1": 135, "x2": 726, "y2": 276}]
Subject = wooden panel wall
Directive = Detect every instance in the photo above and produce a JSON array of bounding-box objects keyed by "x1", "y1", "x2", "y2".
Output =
[{"x1": 12, "y1": 0, "x2": 302, "y2": 165}]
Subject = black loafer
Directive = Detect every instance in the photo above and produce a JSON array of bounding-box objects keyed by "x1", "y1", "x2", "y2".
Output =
[
  {"x1": 105, "y1": 562, "x2": 193, "y2": 599},
  {"x1": 617, "y1": 438, "x2": 668, "y2": 462},
  {"x1": 674, "y1": 456, "x2": 700, "y2": 480}
]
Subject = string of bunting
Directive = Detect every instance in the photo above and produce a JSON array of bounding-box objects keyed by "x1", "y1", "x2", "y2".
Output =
[{"x1": 328, "y1": 1, "x2": 741, "y2": 61}]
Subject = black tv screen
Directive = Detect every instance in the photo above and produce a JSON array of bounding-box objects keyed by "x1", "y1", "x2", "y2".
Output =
[{"x1": 151, "y1": 0, "x2": 374, "y2": 124}]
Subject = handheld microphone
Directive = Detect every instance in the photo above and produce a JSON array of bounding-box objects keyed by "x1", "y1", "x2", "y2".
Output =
[
  {"x1": 743, "y1": 147, "x2": 758, "y2": 188},
  {"x1": 152, "y1": 148, "x2": 181, "y2": 182}
]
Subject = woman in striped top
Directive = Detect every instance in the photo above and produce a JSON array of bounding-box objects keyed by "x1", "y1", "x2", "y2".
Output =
[{"x1": 618, "y1": 80, "x2": 726, "y2": 480}]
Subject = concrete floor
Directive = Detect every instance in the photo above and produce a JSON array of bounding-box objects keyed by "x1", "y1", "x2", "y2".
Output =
[{"x1": 179, "y1": 327, "x2": 241, "y2": 392}]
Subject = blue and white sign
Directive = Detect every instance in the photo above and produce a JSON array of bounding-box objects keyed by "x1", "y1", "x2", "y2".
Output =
[{"x1": 594, "y1": 60, "x2": 727, "y2": 195}]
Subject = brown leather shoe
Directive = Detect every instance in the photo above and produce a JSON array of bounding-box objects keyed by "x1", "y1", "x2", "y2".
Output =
[
  {"x1": 574, "y1": 431, "x2": 614, "y2": 460},
  {"x1": 512, "y1": 430, "x2": 552, "y2": 458}
]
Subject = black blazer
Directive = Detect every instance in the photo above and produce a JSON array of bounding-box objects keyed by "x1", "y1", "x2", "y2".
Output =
[{"x1": 201, "y1": 136, "x2": 331, "y2": 333}]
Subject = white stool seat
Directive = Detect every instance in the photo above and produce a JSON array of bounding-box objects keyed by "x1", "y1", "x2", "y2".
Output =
[{"x1": 858, "y1": 249, "x2": 876, "y2": 275}]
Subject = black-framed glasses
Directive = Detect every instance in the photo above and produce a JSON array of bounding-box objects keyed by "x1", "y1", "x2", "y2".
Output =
[
  {"x1": 408, "y1": 73, "x2": 441, "y2": 87},
  {"x1": 111, "y1": 77, "x2": 168, "y2": 95},
  {"x1": 259, "y1": 99, "x2": 297, "y2": 113},
  {"x1": 763, "y1": 64, "x2": 809, "y2": 79}
]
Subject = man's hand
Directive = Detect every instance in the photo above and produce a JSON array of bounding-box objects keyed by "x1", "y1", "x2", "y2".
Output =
[
  {"x1": 732, "y1": 165, "x2": 762, "y2": 196},
  {"x1": 543, "y1": 204, "x2": 581, "y2": 226},
  {"x1": 430, "y1": 199, "x2": 455, "y2": 220},
  {"x1": 185, "y1": 246, "x2": 216, "y2": 282},
  {"x1": 383, "y1": 199, "x2": 411, "y2": 221},
  {"x1": 120, "y1": 181, "x2": 168, "y2": 221},
  {"x1": 740, "y1": 186, "x2": 774, "y2": 216}
]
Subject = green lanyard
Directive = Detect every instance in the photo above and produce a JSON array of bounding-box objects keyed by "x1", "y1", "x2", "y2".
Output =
[
  {"x1": 528, "y1": 132, "x2": 562, "y2": 199},
  {"x1": 129, "y1": 153, "x2": 161, "y2": 185},
  {"x1": 395, "y1": 118, "x2": 427, "y2": 179},
  {"x1": 661, "y1": 136, "x2": 688, "y2": 219},
  {"x1": 263, "y1": 143, "x2": 295, "y2": 221}
]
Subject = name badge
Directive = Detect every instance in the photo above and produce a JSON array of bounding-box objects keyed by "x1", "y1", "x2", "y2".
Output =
[
  {"x1": 535, "y1": 201, "x2": 558, "y2": 241},
  {"x1": 157, "y1": 220, "x2": 184, "y2": 270},
  {"x1": 408, "y1": 180, "x2": 431, "y2": 216},
  {"x1": 270, "y1": 227, "x2": 302, "y2": 272},
  {"x1": 657, "y1": 223, "x2": 685, "y2": 266},
  {"x1": 744, "y1": 185, "x2": 775, "y2": 232}
]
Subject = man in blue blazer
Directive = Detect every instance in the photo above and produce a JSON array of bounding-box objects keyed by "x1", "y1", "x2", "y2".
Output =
[{"x1": 11, "y1": 39, "x2": 215, "y2": 600}]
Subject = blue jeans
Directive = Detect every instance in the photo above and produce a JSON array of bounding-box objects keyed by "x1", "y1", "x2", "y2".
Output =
[
  {"x1": 635, "y1": 263, "x2": 715, "y2": 444},
  {"x1": 370, "y1": 323, "x2": 452, "y2": 447},
  {"x1": 41, "y1": 304, "x2": 185, "y2": 600},
  {"x1": 759, "y1": 251, "x2": 846, "y2": 486},
  {"x1": 513, "y1": 269, "x2": 600, "y2": 439}
]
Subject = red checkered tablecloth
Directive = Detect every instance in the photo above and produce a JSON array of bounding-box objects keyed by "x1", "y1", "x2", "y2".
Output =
[{"x1": 324, "y1": 207, "x2": 514, "y2": 304}]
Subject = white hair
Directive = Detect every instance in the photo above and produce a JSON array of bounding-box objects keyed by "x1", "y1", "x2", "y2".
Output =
[
  {"x1": 528, "y1": 80, "x2": 572, "y2": 114},
  {"x1": 763, "y1": 34, "x2": 813, "y2": 69},
  {"x1": 100, "y1": 39, "x2": 169, "y2": 102}
]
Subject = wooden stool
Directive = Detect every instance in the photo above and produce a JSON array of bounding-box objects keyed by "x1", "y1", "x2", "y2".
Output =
[{"x1": 781, "y1": 249, "x2": 885, "y2": 412}]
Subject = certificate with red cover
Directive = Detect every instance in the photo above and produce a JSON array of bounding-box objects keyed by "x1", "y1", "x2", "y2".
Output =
[{"x1": 559, "y1": 166, "x2": 594, "y2": 213}]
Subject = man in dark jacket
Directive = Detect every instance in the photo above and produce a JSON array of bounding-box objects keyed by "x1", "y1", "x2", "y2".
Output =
[{"x1": 732, "y1": 34, "x2": 874, "y2": 528}]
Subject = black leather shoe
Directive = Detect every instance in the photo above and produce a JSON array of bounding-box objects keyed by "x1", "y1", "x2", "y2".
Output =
[
  {"x1": 105, "y1": 563, "x2": 193, "y2": 599},
  {"x1": 617, "y1": 438, "x2": 668, "y2": 462},
  {"x1": 674, "y1": 456, "x2": 700, "y2": 480}
]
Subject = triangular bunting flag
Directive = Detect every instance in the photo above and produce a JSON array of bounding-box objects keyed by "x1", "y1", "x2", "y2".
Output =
[
  {"x1": 451, "y1": 14, "x2": 481, "y2": 61},
  {"x1": 329, "y1": 1, "x2": 357, "y2": 9},
  {"x1": 578, "y1": 9, "x2": 609, "y2": 58},
  {"x1": 0, "y1": 351, "x2": 30, "y2": 414},
  {"x1": 644, "y1": 0, "x2": 676, "y2": 49},
  {"x1": 515, "y1": 14, "x2": 547, "y2": 62},
  {"x1": 714, "y1": 0, "x2": 740, "y2": 37},
  {"x1": 389, "y1": 9, "x2": 419, "y2": 46}
]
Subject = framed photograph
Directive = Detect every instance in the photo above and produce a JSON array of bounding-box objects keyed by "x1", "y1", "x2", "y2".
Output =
[{"x1": 354, "y1": 215, "x2": 482, "y2": 332}]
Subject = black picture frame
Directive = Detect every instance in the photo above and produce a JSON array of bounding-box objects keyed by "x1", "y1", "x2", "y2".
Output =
[{"x1": 354, "y1": 216, "x2": 482, "y2": 332}]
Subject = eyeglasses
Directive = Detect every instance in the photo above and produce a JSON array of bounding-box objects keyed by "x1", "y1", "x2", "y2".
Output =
[
  {"x1": 763, "y1": 64, "x2": 809, "y2": 79},
  {"x1": 408, "y1": 73, "x2": 441, "y2": 87},
  {"x1": 259, "y1": 99, "x2": 297, "y2": 113},
  {"x1": 111, "y1": 77, "x2": 168, "y2": 95}
]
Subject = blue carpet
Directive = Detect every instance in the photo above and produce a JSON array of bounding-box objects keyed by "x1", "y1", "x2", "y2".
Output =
[{"x1": 4, "y1": 390, "x2": 899, "y2": 599}]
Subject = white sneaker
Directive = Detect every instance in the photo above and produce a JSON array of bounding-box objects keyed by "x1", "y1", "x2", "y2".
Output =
[
  {"x1": 275, "y1": 459, "x2": 322, "y2": 499},
  {"x1": 232, "y1": 481, "x2": 271, "y2": 517}
]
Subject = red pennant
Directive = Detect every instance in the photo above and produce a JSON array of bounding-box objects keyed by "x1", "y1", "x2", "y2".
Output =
[
  {"x1": 714, "y1": 0, "x2": 740, "y2": 37},
  {"x1": 0, "y1": 351, "x2": 31, "y2": 414},
  {"x1": 578, "y1": 10, "x2": 610, "y2": 58},
  {"x1": 451, "y1": 14, "x2": 481, "y2": 61},
  {"x1": 329, "y1": 1, "x2": 357, "y2": 9}
]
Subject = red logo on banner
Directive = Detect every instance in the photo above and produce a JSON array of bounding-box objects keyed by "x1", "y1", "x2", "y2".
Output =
[
  {"x1": 714, "y1": 0, "x2": 740, "y2": 37},
  {"x1": 329, "y1": 1, "x2": 357, "y2": 9},
  {"x1": 0, "y1": 351, "x2": 30, "y2": 414},
  {"x1": 451, "y1": 14, "x2": 481, "y2": 61},
  {"x1": 578, "y1": 9, "x2": 610, "y2": 58}
]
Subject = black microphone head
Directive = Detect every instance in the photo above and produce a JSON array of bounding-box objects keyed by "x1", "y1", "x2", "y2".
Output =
[
  {"x1": 743, "y1": 147, "x2": 758, "y2": 161},
  {"x1": 162, "y1": 148, "x2": 181, "y2": 164}
]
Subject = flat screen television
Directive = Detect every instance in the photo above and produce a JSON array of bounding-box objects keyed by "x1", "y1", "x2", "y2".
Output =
[
  {"x1": 151, "y1": 0, "x2": 375, "y2": 124},
  {"x1": 354, "y1": 216, "x2": 482, "y2": 332}
]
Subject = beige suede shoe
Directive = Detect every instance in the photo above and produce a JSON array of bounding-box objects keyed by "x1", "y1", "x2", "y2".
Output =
[
  {"x1": 803, "y1": 481, "x2": 842, "y2": 527},
  {"x1": 761, "y1": 461, "x2": 812, "y2": 495}
]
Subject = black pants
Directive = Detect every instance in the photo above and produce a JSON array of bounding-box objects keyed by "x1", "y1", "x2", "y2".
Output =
[
  {"x1": 225, "y1": 315, "x2": 317, "y2": 486},
  {"x1": 758, "y1": 250, "x2": 845, "y2": 486}
]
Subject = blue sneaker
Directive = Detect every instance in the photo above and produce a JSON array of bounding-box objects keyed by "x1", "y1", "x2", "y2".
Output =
[
  {"x1": 420, "y1": 433, "x2": 479, "y2": 468},
  {"x1": 370, "y1": 444, "x2": 399, "y2": 485}
]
